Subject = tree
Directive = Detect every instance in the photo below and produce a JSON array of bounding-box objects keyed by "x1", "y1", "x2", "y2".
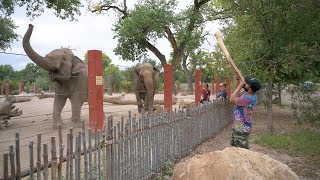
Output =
[
  {"x1": 0, "y1": 0, "x2": 82, "y2": 50},
  {"x1": 90, "y1": 0, "x2": 212, "y2": 94},
  {"x1": 105, "y1": 64, "x2": 122, "y2": 94},
  {"x1": 215, "y1": 0, "x2": 320, "y2": 133},
  {"x1": 0, "y1": 65, "x2": 15, "y2": 80}
]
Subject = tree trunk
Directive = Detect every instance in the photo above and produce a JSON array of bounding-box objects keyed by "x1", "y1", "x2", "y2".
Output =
[
  {"x1": 0, "y1": 96, "x2": 23, "y2": 127},
  {"x1": 267, "y1": 79, "x2": 274, "y2": 133},
  {"x1": 107, "y1": 75, "x2": 113, "y2": 95}
]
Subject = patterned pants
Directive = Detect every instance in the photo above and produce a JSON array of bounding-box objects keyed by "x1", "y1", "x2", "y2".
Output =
[{"x1": 231, "y1": 129, "x2": 249, "y2": 149}]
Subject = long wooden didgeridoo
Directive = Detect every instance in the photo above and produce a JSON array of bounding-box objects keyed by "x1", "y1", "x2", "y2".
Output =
[{"x1": 214, "y1": 31, "x2": 244, "y2": 81}]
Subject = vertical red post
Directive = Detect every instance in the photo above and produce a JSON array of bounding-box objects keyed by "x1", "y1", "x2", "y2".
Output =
[
  {"x1": 5, "y1": 80, "x2": 9, "y2": 96},
  {"x1": 211, "y1": 82, "x2": 215, "y2": 95},
  {"x1": 34, "y1": 83, "x2": 38, "y2": 94},
  {"x1": 226, "y1": 78, "x2": 232, "y2": 98},
  {"x1": 126, "y1": 81, "x2": 128, "y2": 94},
  {"x1": 88, "y1": 50, "x2": 104, "y2": 130},
  {"x1": 19, "y1": 82, "x2": 23, "y2": 94},
  {"x1": 164, "y1": 64, "x2": 172, "y2": 112},
  {"x1": 215, "y1": 74, "x2": 220, "y2": 94},
  {"x1": 195, "y1": 70, "x2": 202, "y2": 106}
]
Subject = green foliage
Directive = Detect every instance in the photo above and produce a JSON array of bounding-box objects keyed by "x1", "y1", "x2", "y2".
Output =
[
  {"x1": 0, "y1": 64, "x2": 15, "y2": 80},
  {"x1": 254, "y1": 131, "x2": 320, "y2": 156},
  {"x1": 291, "y1": 86, "x2": 320, "y2": 128},
  {"x1": 0, "y1": 17, "x2": 18, "y2": 50},
  {"x1": 104, "y1": 64, "x2": 122, "y2": 86},
  {"x1": 113, "y1": 0, "x2": 177, "y2": 61}
]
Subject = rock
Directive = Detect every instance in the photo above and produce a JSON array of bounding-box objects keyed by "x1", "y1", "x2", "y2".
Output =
[{"x1": 172, "y1": 147, "x2": 299, "y2": 180}]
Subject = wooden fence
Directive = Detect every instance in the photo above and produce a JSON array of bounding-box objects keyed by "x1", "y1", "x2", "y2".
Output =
[{"x1": 1, "y1": 100, "x2": 233, "y2": 180}]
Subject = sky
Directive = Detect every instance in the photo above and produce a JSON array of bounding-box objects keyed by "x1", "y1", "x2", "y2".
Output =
[{"x1": 0, "y1": 0, "x2": 220, "y2": 71}]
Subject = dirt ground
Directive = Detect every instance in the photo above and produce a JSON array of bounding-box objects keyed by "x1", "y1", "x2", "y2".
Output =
[{"x1": 176, "y1": 104, "x2": 320, "y2": 180}]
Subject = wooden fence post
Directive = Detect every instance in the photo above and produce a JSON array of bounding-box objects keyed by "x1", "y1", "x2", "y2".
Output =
[
  {"x1": 15, "y1": 133, "x2": 21, "y2": 179},
  {"x1": 88, "y1": 50, "x2": 104, "y2": 130},
  {"x1": 164, "y1": 64, "x2": 172, "y2": 112},
  {"x1": 195, "y1": 70, "x2": 202, "y2": 106}
]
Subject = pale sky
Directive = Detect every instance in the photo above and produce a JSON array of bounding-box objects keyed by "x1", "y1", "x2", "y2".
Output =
[{"x1": 0, "y1": 0, "x2": 220, "y2": 71}]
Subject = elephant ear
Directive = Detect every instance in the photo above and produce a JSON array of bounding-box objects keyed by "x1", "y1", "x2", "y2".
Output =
[
  {"x1": 133, "y1": 66, "x2": 140, "y2": 79},
  {"x1": 153, "y1": 66, "x2": 160, "y2": 80},
  {"x1": 71, "y1": 56, "x2": 85, "y2": 75}
]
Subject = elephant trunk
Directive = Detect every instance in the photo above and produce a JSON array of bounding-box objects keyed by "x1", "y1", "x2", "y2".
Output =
[
  {"x1": 144, "y1": 75, "x2": 155, "y2": 111},
  {"x1": 23, "y1": 24, "x2": 57, "y2": 71}
]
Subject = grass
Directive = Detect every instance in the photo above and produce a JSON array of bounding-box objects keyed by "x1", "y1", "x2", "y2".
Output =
[{"x1": 253, "y1": 131, "x2": 320, "y2": 156}]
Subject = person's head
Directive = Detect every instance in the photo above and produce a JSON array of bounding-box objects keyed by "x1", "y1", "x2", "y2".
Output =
[
  {"x1": 203, "y1": 83, "x2": 209, "y2": 90},
  {"x1": 220, "y1": 83, "x2": 226, "y2": 90},
  {"x1": 243, "y1": 77, "x2": 261, "y2": 94}
]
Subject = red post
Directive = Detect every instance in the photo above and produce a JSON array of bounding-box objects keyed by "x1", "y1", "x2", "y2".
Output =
[
  {"x1": 88, "y1": 50, "x2": 104, "y2": 130},
  {"x1": 195, "y1": 70, "x2": 202, "y2": 106},
  {"x1": 114, "y1": 84, "x2": 116, "y2": 93},
  {"x1": 226, "y1": 78, "x2": 232, "y2": 98},
  {"x1": 215, "y1": 74, "x2": 220, "y2": 94},
  {"x1": 164, "y1": 64, "x2": 172, "y2": 112},
  {"x1": 211, "y1": 82, "x2": 215, "y2": 95},
  {"x1": 126, "y1": 81, "x2": 128, "y2": 94},
  {"x1": 5, "y1": 80, "x2": 9, "y2": 96},
  {"x1": 19, "y1": 82, "x2": 22, "y2": 94},
  {"x1": 34, "y1": 83, "x2": 38, "y2": 94}
]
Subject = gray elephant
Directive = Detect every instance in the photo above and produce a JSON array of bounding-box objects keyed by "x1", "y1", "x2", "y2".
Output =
[
  {"x1": 133, "y1": 63, "x2": 160, "y2": 113},
  {"x1": 23, "y1": 24, "x2": 88, "y2": 128}
]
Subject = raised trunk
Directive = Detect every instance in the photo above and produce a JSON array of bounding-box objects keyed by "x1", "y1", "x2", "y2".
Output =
[
  {"x1": 267, "y1": 79, "x2": 274, "y2": 134},
  {"x1": 22, "y1": 24, "x2": 56, "y2": 71}
]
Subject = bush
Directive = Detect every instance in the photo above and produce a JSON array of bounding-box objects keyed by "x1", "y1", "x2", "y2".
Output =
[{"x1": 291, "y1": 86, "x2": 320, "y2": 128}]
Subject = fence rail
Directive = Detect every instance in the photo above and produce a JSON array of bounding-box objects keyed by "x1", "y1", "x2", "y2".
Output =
[{"x1": 1, "y1": 100, "x2": 232, "y2": 180}]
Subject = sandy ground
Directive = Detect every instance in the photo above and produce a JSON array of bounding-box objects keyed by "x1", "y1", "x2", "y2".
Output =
[{"x1": 0, "y1": 93, "x2": 193, "y2": 177}]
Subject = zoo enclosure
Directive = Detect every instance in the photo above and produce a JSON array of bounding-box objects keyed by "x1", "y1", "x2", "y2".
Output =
[
  {"x1": 3, "y1": 49, "x2": 235, "y2": 179},
  {"x1": 1, "y1": 100, "x2": 233, "y2": 179}
]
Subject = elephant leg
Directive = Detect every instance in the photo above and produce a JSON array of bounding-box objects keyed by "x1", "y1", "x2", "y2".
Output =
[
  {"x1": 52, "y1": 95, "x2": 67, "y2": 129},
  {"x1": 144, "y1": 93, "x2": 154, "y2": 113},
  {"x1": 135, "y1": 92, "x2": 143, "y2": 113},
  {"x1": 70, "y1": 96, "x2": 83, "y2": 123}
]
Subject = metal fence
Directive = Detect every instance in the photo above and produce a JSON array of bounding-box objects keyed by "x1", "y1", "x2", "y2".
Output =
[{"x1": 1, "y1": 100, "x2": 233, "y2": 180}]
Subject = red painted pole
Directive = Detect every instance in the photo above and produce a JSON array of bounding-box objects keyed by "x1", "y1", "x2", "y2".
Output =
[
  {"x1": 88, "y1": 50, "x2": 104, "y2": 130},
  {"x1": 226, "y1": 78, "x2": 232, "y2": 98},
  {"x1": 5, "y1": 80, "x2": 9, "y2": 96},
  {"x1": 211, "y1": 82, "x2": 215, "y2": 95},
  {"x1": 164, "y1": 64, "x2": 172, "y2": 112},
  {"x1": 19, "y1": 82, "x2": 22, "y2": 94},
  {"x1": 215, "y1": 74, "x2": 220, "y2": 94},
  {"x1": 195, "y1": 70, "x2": 202, "y2": 106},
  {"x1": 126, "y1": 81, "x2": 128, "y2": 94}
]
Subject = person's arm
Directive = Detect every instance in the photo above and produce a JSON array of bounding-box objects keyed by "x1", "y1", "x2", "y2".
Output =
[{"x1": 230, "y1": 80, "x2": 246, "y2": 103}]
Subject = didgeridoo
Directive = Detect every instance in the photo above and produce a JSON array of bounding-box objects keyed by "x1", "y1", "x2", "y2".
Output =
[{"x1": 214, "y1": 31, "x2": 244, "y2": 81}]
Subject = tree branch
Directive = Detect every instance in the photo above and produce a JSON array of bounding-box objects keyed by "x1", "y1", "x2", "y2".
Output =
[
  {"x1": 165, "y1": 26, "x2": 178, "y2": 51},
  {"x1": 144, "y1": 41, "x2": 167, "y2": 67}
]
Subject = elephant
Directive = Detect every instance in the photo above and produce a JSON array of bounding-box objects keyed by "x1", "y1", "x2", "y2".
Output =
[
  {"x1": 23, "y1": 24, "x2": 88, "y2": 129},
  {"x1": 133, "y1": 63, "x2": 160, "y2": 113}
]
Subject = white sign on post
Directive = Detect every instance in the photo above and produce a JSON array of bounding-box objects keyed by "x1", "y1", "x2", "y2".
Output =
[{"x1": 96, "y1": 76, "x2": 103, "y2": 85}]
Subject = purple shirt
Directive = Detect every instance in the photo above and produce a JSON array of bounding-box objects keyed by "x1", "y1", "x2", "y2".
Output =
[{"x1": 232, "y1": 93, "x2": 257, "y2": 133}]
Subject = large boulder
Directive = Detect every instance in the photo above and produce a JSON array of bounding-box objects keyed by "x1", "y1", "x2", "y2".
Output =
[{"x1": 172, "y1": 147, "x2": 299, "y2": 180}]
